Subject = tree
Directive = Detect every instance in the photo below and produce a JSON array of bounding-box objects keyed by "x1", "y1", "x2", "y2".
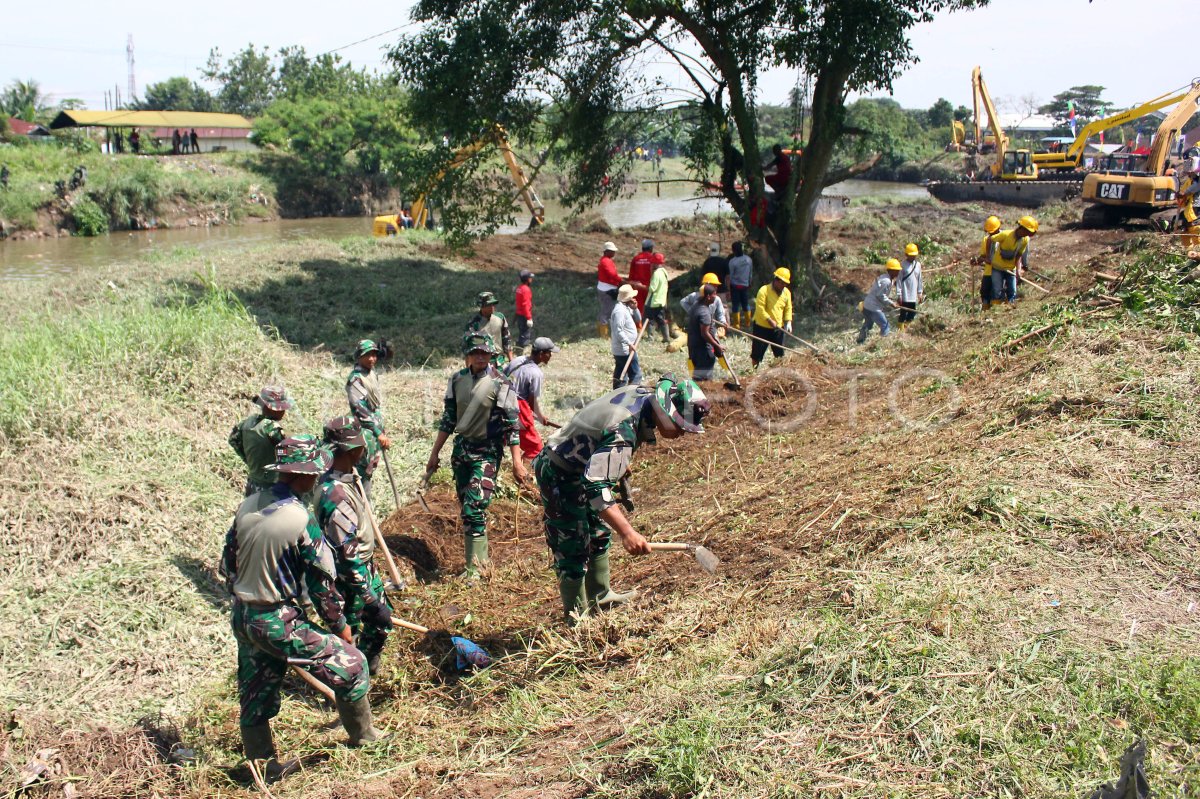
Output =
[
  {"x1": 390, "y1": 0, "x2": 986, "y2": 300},
  {"x1": 1040, "y1": 85, "x2": 1107, "y2": 127},
  {"x1": 953, "y1": 105, "x2": 972, "y2": 123},
  {"x1": 1, "y1": 79, "x2": 53, "y2": 122},
  {"x1": 134, "y1": 77, "x2": 215, "y2": 111},
  {"x1": 927, "y1": 97, "x2": 954, "y2": 129},
  {"x1": 203, "y1": 45, "x2": 277, "y2": 116}
]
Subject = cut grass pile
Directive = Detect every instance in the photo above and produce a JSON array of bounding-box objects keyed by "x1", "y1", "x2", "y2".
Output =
[{"x1": 2, "y1": 210, "x2": 1199, "y2": 797}]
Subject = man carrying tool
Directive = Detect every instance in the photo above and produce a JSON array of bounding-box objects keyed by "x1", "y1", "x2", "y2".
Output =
[
  {"x1": 346, "y1": 340, "x2": 391, "y2": 497},
  {"x1": 426, "y1": 333, "x2": 526, "y2": 577},
  {"x1": 595, "y1": 241, "x2": 621, "y2": 338},
  {"x1": 687, "y1": 284, "x2": 724, "y2": 381},
  {"x1": 513, "y1": 270, "x2": 535, "y2": 356},
  {"x1": 727, "y1": 241, "x2": 753, "y2": 330},
  {"x1": 611, "y1": 284, "x2": 643, "y2": 388},
  {"x1": 466, "y1": 291, "x2": 513, "y2": 367},
  {"x1": 645, "y1": 252, "x2": 674, "y2": 344},
  {"x1": 895, "y1": 243, "x2": 924, "y2": 330},
  {"x1": 317, "y1": 416, "x2": 393, "y2": 677},
  {"x1": 534, "y1": 374, "x2": 710, "y2": 623},
  {"x1": 229, "y1": 385, "x2": 292, "y2": 496},
  {"x1": 628, "y1": 239, "x2": 657, "y2": 313},
  {"x1": 750, "y1": 268, "x2": 793, "y2": 368},
  {"x1": 974, "y1": 216, "x2": 1001, "y2": 310},
  {"x1": 680, "y1": 273, "x2": 728, "y2": 332},
  {"x1": 857, "y1": 259, "x2": 900, "y2": 343},
  {"x1": 988, "y1": 215, "x2": 1038, "y2": 307},
  {"x1": 222, "y1": 437, "x2": 382, "y2": 778},
  {"x1": 504, "y1": 336, "x2": 561, "y2": 463}
]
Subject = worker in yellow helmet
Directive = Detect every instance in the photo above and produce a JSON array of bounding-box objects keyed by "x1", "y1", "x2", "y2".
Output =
[
  {"x1": 988, "y1": 216, "x2": 1038, "y2": 306},
  {"x1": 750, "y1": 267, "x2": 793, "y2": 368},
  {"x1": 895, "y1": 243, "x2": 924, "y2": 331},
  {"x1": 857, "y1": 260, "x2": 900, "y2": 344},
  {"x1": 974, "y1": 216, "x2": 1002, "y2": 310},
  {"x1": 1177, "y1": 162, "x2": 1200, "y2": 249}
]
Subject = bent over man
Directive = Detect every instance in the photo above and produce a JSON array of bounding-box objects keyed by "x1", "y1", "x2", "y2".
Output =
[
  {"x1": 317, "y1": 416, "x2": 393, "y2": 676},
  {"x1": 222, "y1": 437, "x2": 382, "y2": 780},
  {"x1": 534, "y1": 375, "x2": 710, "y2": 624},
  {"x1": 426, "y1": 333, "x2": 527, "y2": 577}
]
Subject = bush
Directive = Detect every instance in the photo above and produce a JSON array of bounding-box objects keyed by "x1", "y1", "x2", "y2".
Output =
[{"x1": 70, "y1": 197, "x2": 108, "y2": 236}]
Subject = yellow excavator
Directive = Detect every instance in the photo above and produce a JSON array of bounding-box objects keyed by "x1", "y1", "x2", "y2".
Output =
[
  {"x1": 973, "y1": 66, "x2": 1039, "y2": 181},
  {"x1": 1081, "y1": 80, "x2": 1200, "y2": 223},
  {"x1": 1035, "y1": 86, "x2": 1197, "y2": 172},
  {"x1": 374, "y1": 123, "x2": 546, "y2": 236}
]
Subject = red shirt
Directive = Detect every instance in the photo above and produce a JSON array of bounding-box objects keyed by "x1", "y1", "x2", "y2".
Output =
[
  {"x1": 597, "y1": 256, "x2": 620, "y2": 289},
  {"x1": 514, "y1": 284, "x2": 532, "y2": 318},
  {"x1": 628, "y1": 252, "x2": 656, "y2": 312},
  {"x1": 766, "y1": 153, "x2": 792, "y2": 194}
]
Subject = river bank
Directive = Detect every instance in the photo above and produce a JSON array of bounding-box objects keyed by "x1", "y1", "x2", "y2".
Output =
[{"x1": 3, "y1": 205, "x2": 1200, "y2": 797}]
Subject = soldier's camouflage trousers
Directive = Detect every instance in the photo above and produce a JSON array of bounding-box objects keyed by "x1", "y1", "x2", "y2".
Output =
[
  {"x1": 343, "y1": 570, "x2": 390, "y2": 666},
  {"x1": 452, "y1": 436, "x2": 502, "y2": 540},
  {"x1": 534, "y1": 453, "x2": 611, "y2": 580},
  {"x1": 231, "y1": 599, "x2": 369, "y2": 728}
]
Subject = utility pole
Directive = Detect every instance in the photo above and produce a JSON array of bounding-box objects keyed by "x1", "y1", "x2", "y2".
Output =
[{"x1": 127, "y1": 35, "x2": 137, "y2": 104}]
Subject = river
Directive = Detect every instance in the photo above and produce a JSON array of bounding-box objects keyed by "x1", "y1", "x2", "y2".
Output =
[{"x1": 0, "y1": 179, "x2": 926, "y2": 280}]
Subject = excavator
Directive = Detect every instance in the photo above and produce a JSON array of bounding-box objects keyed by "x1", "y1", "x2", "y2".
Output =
[
  {"x1": 972, "y1": 66, "x2": 1039, "y2": 181},
  {"x1": 374, "y1": 123, "x2": 546, "y2": 236},
  {"x1": 1081, "y1": 80, "x2": 1200, "y2": 224},
  {"x1": 1035, "y1": 85, "x2": 1198, "y2": 173}
]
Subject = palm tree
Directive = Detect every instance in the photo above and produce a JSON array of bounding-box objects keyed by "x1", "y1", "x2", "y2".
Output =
[{"x1": 1, "y1": 79, "x2": 53, "y2": 122}]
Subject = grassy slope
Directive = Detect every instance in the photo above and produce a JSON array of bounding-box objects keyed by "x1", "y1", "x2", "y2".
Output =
[
  {"x1": 0, "y1": 146, "x2": 274, "y2": 233},
  {"x1": 1, "y1": 208, "x2": 1199, "y2": 797}
]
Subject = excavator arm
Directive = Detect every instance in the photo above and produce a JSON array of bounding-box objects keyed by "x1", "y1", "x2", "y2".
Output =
[
  {"x1": 974, "y1": 66, "x2": 1037, "y2": 181},
  {"x1": 1144, "y1": 80, "x2": 1200, "y2": 176}
]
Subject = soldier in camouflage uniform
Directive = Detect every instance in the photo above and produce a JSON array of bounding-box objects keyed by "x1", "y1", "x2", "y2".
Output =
[
  {"x1": 222, "y1": 437, "x2": 383, "y2": 777},
  {"x1": 425, "y1": 332, "x2": 527, "y2": 576},
  {"x1": 346, "y1": 340, "x2": 391, "y2": 497},
  {"x1": 535, "y1": 375, "x2": 710, "y2": 623},
  {"x1": 317, "y1": 416, "x2": 393, "y2": 676},
  {"x1": 229, "y1": 385, "x2": 293, "y2": 496},
  {"x1": 465, "y1": 291, "x2": 513, "y2": 367}
]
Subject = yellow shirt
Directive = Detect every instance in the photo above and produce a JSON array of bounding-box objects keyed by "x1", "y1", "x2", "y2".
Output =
[
  {"x1": 753, "y1": 284, "x2": 792, "y2": 328},
  {"x1": 978, "y1": 234, "x2": 995, "y2": 275},
  {"x1": 988, "y1": 229, "x2": 1029, "y2": 272}
]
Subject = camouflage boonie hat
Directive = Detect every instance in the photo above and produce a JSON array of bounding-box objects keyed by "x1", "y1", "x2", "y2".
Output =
[
  {"x1": 477, "y1": 290, "x2": 498, "y2": 306},
  {"x1": 256, "y1": 384, "x2": 293, "y2": 412},
  {"x1": 354, "y1": 339, "x2": 381, "y2": 359},
  {"x1": 267, "y1": 435, "x2": 331, "y2": 475},
  {"x1": 653, "y1": 374, "x2": 710, "y2": 434},
  {"x1": 462, "y1": 332, "x2": 497, "y2": 356},
  {"x1": 323, "y1": 415, "x2": 366, "y2": 451}
]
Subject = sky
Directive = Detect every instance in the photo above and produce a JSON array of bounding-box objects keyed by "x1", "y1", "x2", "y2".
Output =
[{"x1": 1, "y1": 0, "x2": 1193, "y2": 115}]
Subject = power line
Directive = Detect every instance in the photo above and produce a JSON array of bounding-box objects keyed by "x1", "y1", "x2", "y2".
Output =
[{"x1": 322, "y1": 21, "x2": 422, "y2": 55}]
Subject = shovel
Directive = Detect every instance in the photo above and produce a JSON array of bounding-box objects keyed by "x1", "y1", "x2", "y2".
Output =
[
  {"x1": 716, "y1": 354, "x2": 743, "y2": 392},
  {"x1": 415, "y1": 467, "x2": 434, "y2": 513},
  {"x1": 648, "y1": 542, "x2": 720, "y2": 574}
]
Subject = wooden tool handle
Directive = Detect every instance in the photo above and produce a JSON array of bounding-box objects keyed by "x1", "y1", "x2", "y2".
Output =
[
  {"x1": 359, "y1": 476, "x2": 406, "y2": 589},
  {"x1": 648, "y1": 542, "x2": 691, "y2": 552},
  {"x1": 395, "y1": 618, "x2": 430, "y2": 635},
  {"x1": 290, "y1": 665, "x2": 335, "y2": 702}
]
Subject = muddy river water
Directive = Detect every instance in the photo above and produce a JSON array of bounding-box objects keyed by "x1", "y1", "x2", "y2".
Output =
[{"x1": 0, "y1": 179, "x2": 925, "y2": 280}]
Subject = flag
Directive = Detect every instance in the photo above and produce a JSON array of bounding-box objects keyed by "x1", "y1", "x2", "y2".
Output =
[{"x1": 1068, "y1": 100, "x2": 1076, "y2": 137}]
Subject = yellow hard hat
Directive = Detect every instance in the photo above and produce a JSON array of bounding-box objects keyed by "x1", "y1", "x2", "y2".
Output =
[
  {"x1": 701, "y1": 272, "x2": 721, "y2": 286},
  {"x1": 983, "y1": 215, "x2": 1001, "y2": 234},
  {"x1": 886, "y1": 258, "x2": 901, "y2": 271},
  {"x1": 1017, "y1": 215, "x2": 1039, "y2": 234},
  {"x1": 773, "y1": 267, "x2": 791, "y2": 283},
  {"x1": 904, "y1": 243, "x2": 919, "y2": 257}
]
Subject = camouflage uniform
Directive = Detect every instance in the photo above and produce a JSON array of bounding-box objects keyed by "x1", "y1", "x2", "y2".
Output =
[
  {"x1": 229, "y1": 386, "x2": 292, "y2": 495},
  {"x1": 222, "y1": 483, "x2": 368, "y2": 728},
  {"x1": 346, "y1": 340, "x2": 386, "y2": 491},
  {"x1": 435, "y1": 333, "x2": 520, "y2": 569},
  {"x1": 466, "y1": 292, "x2": 512, "y2": 367},
  {"x1": 316, "y1": 467, "x2": 391, "y2": 672}
]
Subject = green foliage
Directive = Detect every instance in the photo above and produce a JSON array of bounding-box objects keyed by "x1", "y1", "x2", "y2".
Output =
[
  {"x1": 1114, "y1": 248, "x2": 1200, "y2": 333},
  {"x1": 1040, "y1": 85, "x2": 1109, "y2": 128},
  {"x1": 69, "y1": 197, "x2": 108, "y2": 237},
  {"x1": 927, "y1": 97, "x2": 954, "y2": 128},
  {"x1": 133, "y1": 77, "x2": 215, "y2": 112},
  {"x1": 925, "y1": 273, "x2": 958, "y2": 300},
  {"x1": 203, "y1": 44, "x2": 381, "y2": 116},
  {"x1": 203, "y1": 44, "x2": 277, "y2": 116}
]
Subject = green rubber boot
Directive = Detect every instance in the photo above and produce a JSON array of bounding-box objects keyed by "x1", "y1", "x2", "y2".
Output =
[
  {"x1": 240, "y1": 723, "x2": 300, "y2": 782},
  {"x1": 463, "y1": 533, "x2": 489, "y2": 579},
  {"x1": 585, "y1": 552, "x2": 637, "y2": 611},
  {"x1": 336, "y1": 697, "x2": 384, "y2": 747},
  {"x1": 558, "y1": 573, "x2": 587, "y2": 625}
]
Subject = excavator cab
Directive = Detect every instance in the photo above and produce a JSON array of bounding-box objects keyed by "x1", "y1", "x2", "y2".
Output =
[{"x1": 1000, "y1": 149, "x2": 1038, "y2": 180}]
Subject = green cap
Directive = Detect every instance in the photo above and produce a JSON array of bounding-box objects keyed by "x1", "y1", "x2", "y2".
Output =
[
  {"x1": 463, "y1": 332, "x2": 498, "y2": 356},
  {"x1": 267, "y1": 435, "x2": 331, "y2": 475},
  {"x1": 323, "y1": 415, "x2": 366, "y2": 451},
  {"x1": 653, "y1": 374, "x2": 710, "y2": 433},
  {"x1": 256, "y1": 384, "x2": 293, "y2": 412},
  {"x1": 354, "y1": 339, "x2": 380, "y2": 359},
  {"x1": 477, "y1": 291, "x2": 498, "y2": 306}
]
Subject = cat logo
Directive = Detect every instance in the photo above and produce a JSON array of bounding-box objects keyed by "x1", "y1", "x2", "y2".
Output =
[{"x1": 1097, "y1": 182, "x2": 1128, "y2": 200}]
